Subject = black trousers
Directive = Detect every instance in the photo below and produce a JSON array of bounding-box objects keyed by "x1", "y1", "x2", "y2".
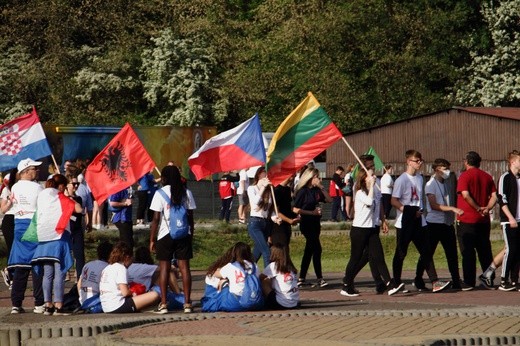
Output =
[
  {"x1": 299, "y1": 220, "x2": 322, "y2": 279},
  {"x1": 416, "y1": 222, "x2": 460, "y2": 283},
  {"x1": 502, "y1": 224, "x2": 520, "y2": 283},
  {"x1": 11, "y1": 266, "x2": 43, "y2": 308},
  {"x1": 345, "y1": 226, "x2": 391, "y2": 286},
  {"x1": 381, "y1": 194, "x2": 392, "y2": 219},
  {"x1": 392, "y1": 206, "x2": 434, "y2": 285},
  {"x1": 114, "y1": 221, "x2": 134, "y2": 249},
  {"x1": 457, "y1": 222, "x2": 493, "y2": 287},
  {"x1": 219, "y1": 198, "x2": 233, "y2": 222},
  {"x1": 331, "y1": 196, "x2": 347, "y2": 221}
]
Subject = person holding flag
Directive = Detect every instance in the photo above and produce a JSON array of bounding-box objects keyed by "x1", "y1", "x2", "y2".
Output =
[
  {"x1": 30, "y1": 174, "x2": 82, "y2": 315},
  {"x1": 8, "y1": 158, "x2": 44, "y2": 314}
]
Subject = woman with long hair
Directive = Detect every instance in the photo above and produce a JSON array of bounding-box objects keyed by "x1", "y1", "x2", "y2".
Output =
[
  {"x1": 293, "y1": 168, "x2": 332, "y2": 288},
  {"x1": 261, "y1": 244, "x2": 299, "y2": 309},
  {"x1": 247, "y1": 167, "x2": 273, "y2": 268},
  {"x1": 149, "y1": 165, "x2": 196, "y2": 314},
  {"x1": 99, "y1": 241, "x2": 159, "y2": 313},
  {"x1": 201, "y1": 242, "x2": 263, "y2": 312},
  {"x1": 31, "y1": 174, "x2": 82, "y2": 315}
]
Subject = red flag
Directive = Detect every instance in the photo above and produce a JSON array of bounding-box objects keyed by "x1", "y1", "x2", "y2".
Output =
[{"x1": 85, "y1": 123, "x2": 156, "y2": 204}]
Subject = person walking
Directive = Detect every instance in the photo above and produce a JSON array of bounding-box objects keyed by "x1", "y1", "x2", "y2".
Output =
[
  {"x1": 496, "y1": 150, "x2": 520, "y2": 291},
  {"x1": 237, "y1": 169, "x2": 250, "y2": 224},
  {"x1": 109, "y1": 188, "x2": 134, "y2": 250},
  {"x1": 247, "y1": 167, "x2": 273, "y2": 268},
  {"x1": 456, "y1": 151, "x2": 497, "y2": 289},
  {"x1": 391, "y1": 150, "x2": 450, "y2": 293},
  {"x1": 329, "y1": 166, "x2": 347, "y2": 222},
  {"x1": 293, "y1": 168, "x2": 332, "y2": 288},
  {"x1": 218, "y1": 171, "x2": 239, "y2": 223},
  {"x1": 380, "y1": 164, "x2": 394, "y2": 219}
]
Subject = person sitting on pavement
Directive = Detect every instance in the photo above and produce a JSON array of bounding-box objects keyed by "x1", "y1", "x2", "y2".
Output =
[
  {"x1": 260, "y1": 243, "x2": 300, "y2": 310},
  {"x1": 99, "y1": 242, "x2": 159, "y2": 313},
  {"x1": 201, "y1": 242, "x2": 263, "y2": 312},
  {"x1": 78, "y1": 241, "x2": 113, "y2": 305}
]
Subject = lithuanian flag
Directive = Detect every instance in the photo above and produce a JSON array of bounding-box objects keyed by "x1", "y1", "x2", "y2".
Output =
[{"x1": 266, "y1": 92, "x2": 343, "y2": 186}]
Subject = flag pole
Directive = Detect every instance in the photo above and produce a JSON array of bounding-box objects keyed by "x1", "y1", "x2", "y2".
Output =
[
  {"x1": 154, "y1": 166, "x2": 161, "y2": 176},
  {"x1": 341, "y1": 137, "x2": 368, "y2": 174},
  {"x1": 51, "y1": 154, "x2": 60, "y2": 174},
  {"x1": 269, "y1": 185, "x2": 279, "y2": 216}
]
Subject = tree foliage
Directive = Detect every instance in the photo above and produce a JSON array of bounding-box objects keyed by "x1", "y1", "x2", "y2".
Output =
[
  {"x1": 0, "y1": 0, "x2": 503, "y2": 133},
  {"x1": 453, "y1": 0, "x2": 520, "y2": 106}
]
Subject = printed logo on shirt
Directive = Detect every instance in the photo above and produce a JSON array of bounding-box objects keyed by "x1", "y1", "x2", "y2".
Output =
[
  {"x1": 235, "y1": 270, "x2": 245, "y2": 284},
  {"x1": 283, "y1": 273, "x2": 294, "y2": 283},
  {"x1": 411, "y1": 186, "x2": 419, "y2": 201}
]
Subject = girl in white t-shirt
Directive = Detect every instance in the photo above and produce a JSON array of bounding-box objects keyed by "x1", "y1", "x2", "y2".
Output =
[
  {"x1": 261, "y1": 245, "x2": 299, "y2": 309},
  {"x1": 99, "y1": 242, "x2": 159, "y2": 313},
  {"x1": 201, "y1": 242, "x2": 263, "y2": 312}
]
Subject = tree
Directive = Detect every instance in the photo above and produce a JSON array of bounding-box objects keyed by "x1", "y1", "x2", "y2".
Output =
[
  {"x1": 141, "y1": 29, "x2": 227, "y2": 126},
  {"x1": 453, "y1": 0, "x2": 520, "y2": 106}
]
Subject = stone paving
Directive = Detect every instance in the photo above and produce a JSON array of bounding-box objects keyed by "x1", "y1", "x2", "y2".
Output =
[{"x1": 1, "y1": 270, "x2": 520, "y2": 346}]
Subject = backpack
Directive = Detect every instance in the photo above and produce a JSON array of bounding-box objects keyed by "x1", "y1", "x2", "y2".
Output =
[
  {"x1": 233, "y1": 262, "x2": 264, "y2": 310},
  {"x1": 157, "y1": 189, "x2": 189, "y2": 240},
  {"x1": 80, "y1": 294, "x2": 103, "y2": 314}
]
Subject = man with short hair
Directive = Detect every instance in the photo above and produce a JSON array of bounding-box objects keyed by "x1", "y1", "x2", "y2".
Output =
[
  {"x1": 416, "y1": 158, "x2": 466, "y2": 290},
  {"x1": 391, "y1": 150, "x2": 450, "y2": 294},
  {"x1": 495, "y1": 150, "x2": 520, "y2": 291},
  {"x1": 456, "y1": 151, "x2": 497, "y2": 289},
  {"x1": 8, "y1": 158, "x2": 44, "y2": 314}
]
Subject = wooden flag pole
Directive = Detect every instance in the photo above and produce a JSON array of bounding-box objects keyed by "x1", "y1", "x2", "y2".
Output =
[
  {"x1": 269, "y1": 184, "x2": 279, "y2": 217},
  {"x1": 51, "y1": 154, "x2": 60, "y2": 174},
  {"x1": 341, "y1": 137, "x2": 368, "y2": 174},
  {"x1": 154, "y1": 166, "x2": 161, "y2": 176}
]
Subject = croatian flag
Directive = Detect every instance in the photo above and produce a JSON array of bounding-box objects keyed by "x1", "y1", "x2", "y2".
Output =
[
  {"x1": 188, "y1": 113, "x2": 266, "y2": 180},
  {"x1": 0, "y1": 108, "x2": 52, "y2": 171},
  {"x1": 22, "y1": 189, "x2": 76, "y2": 242}
]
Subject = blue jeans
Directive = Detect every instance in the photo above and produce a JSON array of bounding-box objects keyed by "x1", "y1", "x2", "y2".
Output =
[
  {"x1": 43, "y1": 262, "x2": 66, "y2": 303},
  {"x1": 248, "y1": 217, "x2": 270, "y2": 268}
]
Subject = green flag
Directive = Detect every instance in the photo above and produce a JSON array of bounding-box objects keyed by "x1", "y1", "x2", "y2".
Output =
[{"x1": 351, "y1": 146, "x2": 384, "y2": 180}]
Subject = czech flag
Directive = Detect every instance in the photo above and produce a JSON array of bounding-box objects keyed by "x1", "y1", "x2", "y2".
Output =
[
  {"x1": 188, "y1": 114, "x2": 266, "y2": 180},
  {"x1": 22, "y1": 189, "x2": 76, "y2": 242}
]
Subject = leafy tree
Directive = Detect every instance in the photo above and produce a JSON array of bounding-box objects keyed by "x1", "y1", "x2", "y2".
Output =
[
  {"x1": 453, "y1": 0, "x2": 520, "y2": 106},
  {"x1": 141, "y1": 29, "x2": 227, "y2": 126}
]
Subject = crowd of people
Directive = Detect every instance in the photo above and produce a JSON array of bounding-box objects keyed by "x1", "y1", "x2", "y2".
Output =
[{"x1": 0, "y1": 148, "x2": 518, "y2": 315}]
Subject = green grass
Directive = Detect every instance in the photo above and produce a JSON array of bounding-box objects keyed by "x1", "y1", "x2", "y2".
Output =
[{"x1": 0, "y1": 223, "x2": 505, "y2": 274}]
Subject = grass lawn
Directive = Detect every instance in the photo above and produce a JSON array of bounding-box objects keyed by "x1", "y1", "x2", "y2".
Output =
[{"x1": 0, "y1": 222, "x2": 505, "y2": 274}]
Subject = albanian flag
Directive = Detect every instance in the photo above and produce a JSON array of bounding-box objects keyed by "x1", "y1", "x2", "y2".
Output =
[{"x1": 85, "y1": 123, "x2": 156, "y2": 204}]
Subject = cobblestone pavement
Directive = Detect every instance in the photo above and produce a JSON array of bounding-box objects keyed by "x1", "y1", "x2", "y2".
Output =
[{"x1": 1, "y1": 270, "x2": 520, "y2": 346}]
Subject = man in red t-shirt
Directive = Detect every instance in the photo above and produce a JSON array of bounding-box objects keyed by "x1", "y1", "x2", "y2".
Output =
[
  {"x1": 218, "y1": 172, "x2": 239, "y2": 223},
  {"x1": 456, "y1": 151, "x2": 497, "y2": 289}
]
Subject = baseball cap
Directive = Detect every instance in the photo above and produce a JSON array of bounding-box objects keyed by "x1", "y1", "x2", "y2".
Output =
[{"x1": 17, "y1": 158, "x2": 42, "y2": 172}]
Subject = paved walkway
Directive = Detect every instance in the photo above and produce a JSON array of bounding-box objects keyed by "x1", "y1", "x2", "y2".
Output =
[{"x1": 1, "y1": 270, "x2": 520, "y2": 346}]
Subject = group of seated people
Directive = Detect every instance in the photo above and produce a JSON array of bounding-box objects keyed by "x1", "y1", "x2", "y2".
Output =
[{"x1": 76, "y1": 238, "x2": 299, "y2": 314}]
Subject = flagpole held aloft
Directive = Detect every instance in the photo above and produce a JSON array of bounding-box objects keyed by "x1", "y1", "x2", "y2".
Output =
[{"x1": 341, "y1": 137, "x2": 369, "y2": 174}]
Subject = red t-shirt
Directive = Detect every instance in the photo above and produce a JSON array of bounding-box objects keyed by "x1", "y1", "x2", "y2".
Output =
[{"x1": 456, "y1": 168, "x2": 496, "y2": 223}]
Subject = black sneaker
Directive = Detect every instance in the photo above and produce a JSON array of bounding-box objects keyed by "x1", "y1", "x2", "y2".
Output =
[
  {"x1": 297, "y1": 278, "x2": 307, "y2": 288},
  {"x1": 43, "y1": 306, "x2": 55, "y2": 316},
  {"x1": 315, "y1": 278, "x2": 328, "y2": 288},
  {"x1": 499, "y1": 280, "x2": 516, "y2": 292},
  {"x1": 340, "y1": 285, "x2": 359, "y2": 297},
  {"x1": 458, "y1": 280, "x2": 474, "y2": 291},
  {"x1": 53, "y1": 308, "x2": 70, "y2": 316},
  {"x1": 153, "y1": 302, "x2": 169, "y2": 314},
  {"x1": 413, "y1": 277, "x2": 428, "y2": 291},
  {"x1": 375, "y1": 282, "x2": 387, "y2": 294},
  {"x1": 479, "y1": 274, "x2": 494, "y2": 289},
  {"x1": 11, "y1": 306, "x2": 25, "y2": 314}
]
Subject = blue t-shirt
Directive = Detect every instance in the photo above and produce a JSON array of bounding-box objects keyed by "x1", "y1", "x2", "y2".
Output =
[
  {"x1": 109, "y1": 189, "x2": 132, "y2": 223},
  {"x1": 138, "y1": 173, "x2": 155, "y2": 191}
]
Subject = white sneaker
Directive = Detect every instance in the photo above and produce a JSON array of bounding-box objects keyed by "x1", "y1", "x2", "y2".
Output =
[
  {"x1": 388, "y1": 282, "x2": 405, "y2": 296},
  {"x1": 33, "y1": 305, "x2": 45, "y2": 314}
]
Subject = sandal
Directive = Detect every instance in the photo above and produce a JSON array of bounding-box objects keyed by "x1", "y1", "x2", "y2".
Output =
[{"x1": 183, "y1": 302, "x2": 193, "y2": 314}]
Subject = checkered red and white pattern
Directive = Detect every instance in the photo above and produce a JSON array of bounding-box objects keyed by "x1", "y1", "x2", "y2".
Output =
[{"x1": 0, "y1": 128, "x2": 22, "y2": 156}]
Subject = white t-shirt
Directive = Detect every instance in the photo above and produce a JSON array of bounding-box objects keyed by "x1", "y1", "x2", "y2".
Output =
[
  {"x1": 99, "y1": 262, "x2": 128, "y2": 313},
  {"x1": 262, "y1": 262, "x2": 299, "y2": 308},
  {"x1": 10, "y1": 180, "x2": 43, "y2": 219},
  {"x1": 247, "y1": 185, "x2": 271, "y2": 218},
  {"x1": 353, "y1": 189, "x2": 375, "y2": 228},
  {"x1": 425, "y1": 177, "x2": 453, "y2": 225},
  {"x1": 0, "y1": 187, "x2": 14, "y2": 215},
  {"x1": 237, "y1": 169, "x2": 249, "y2": 195},
  {"x1": 381, "y1": 173, "x2": 394, "y2": 194},
  {"x1": 79, "y1": 260, "x2": 108, "y2": 304},
  {"x1": 219, "y1": 260, "x2": 259, "y2": 296},
  {"x1": 149, "y1": 186, "x2": 196, "y2": 240},
  {"x1": 392, "y1": 172, "x2": 426, "y2": 228},
  {"x1": 127, "y1": 263, "x2": 157, "y2": 290}
]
